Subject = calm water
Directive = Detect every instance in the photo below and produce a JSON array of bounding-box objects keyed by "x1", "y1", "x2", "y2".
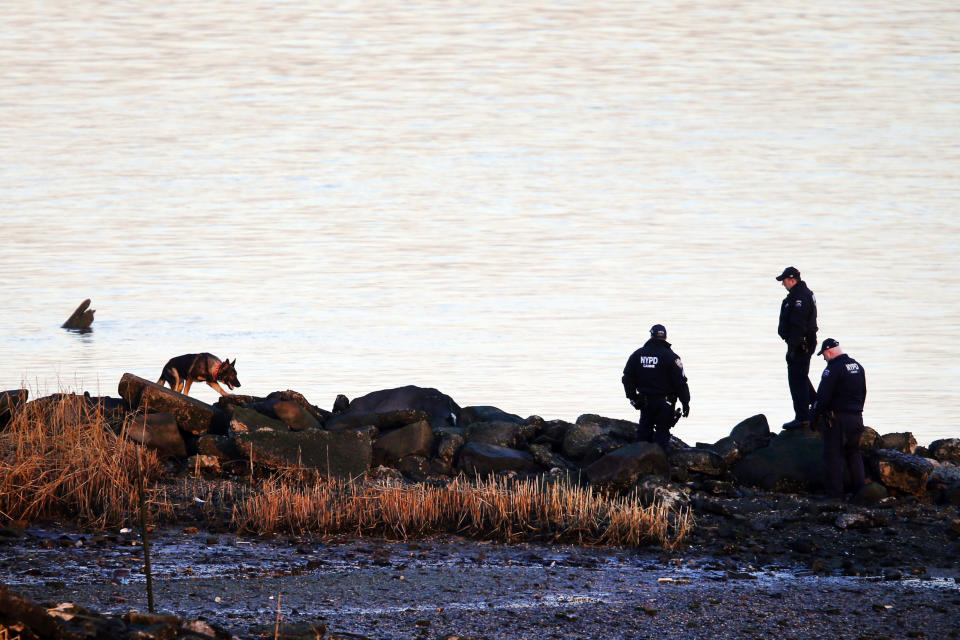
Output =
[{"x1": 2, "y1": 1, "x2": 958, "y2": 445}]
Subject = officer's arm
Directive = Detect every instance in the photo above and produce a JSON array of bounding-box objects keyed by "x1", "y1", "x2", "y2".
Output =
[
  {"x1": 812, "y1": 364, "x2": 837, "y2": 420},
  {"x1": 671, "y1": 357, "x2": 691, "y2": 411}
]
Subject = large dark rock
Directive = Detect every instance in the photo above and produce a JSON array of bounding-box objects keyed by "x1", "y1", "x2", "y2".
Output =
[
  {"x1": 585, "y1": 442, "x2": 669, "y2": 491},
  {"x1": 342, "y1": 385, "x2": 460, "y2": 430},
  {"x1": 125, "y1": 412, "x2": 187, "y2": 458},
  {"x1": 250, "y1": 398, "x2": 320, "y2": 431},
  {"x1": 533, "y1": 419, "x2": 576, "y2": 447},
  {"x1": 669, "y1": 447, "x2": 727, "y2": 478},
  {"x1": 432, "y1": 428, "x2": 465, "y2": 475},
  {"x1": 266, "y1": 389, "x2": 332, "y2": 425},
  {"x1": 701, "y1": 436, "x2": 742, "y2": 466},
  {"x1": 634, "y1": 476, "x2": 690, "y2": 510},
  {"x1": 464, "y1": 420, "x2": 537, "y2": 449},
  {"x1": 0, "y1": 581, "x2": 75, "y2": 639},
  {"x1": 869, "y1": 449, "x2": 934, "y2": 496},
  {"x1": 879, "y1": 432, "x2": 917, "y2": 454},
  {"x1": 729, "y1": 414, "x2": 771, "y2": 452},
  {"x1": 860, "y1": 426, "x2": 882, "y2": 450},
  {"x1": 229, "y1": 406, "x2": 290, "y2": 434},
  {"x1": 373, "y1": 420, "x2": 433, "y2": 465},
  {"x1": 562, "y1": 420, "x2": 626, "y2": 463},
  {"x1": 732, "y1": 427, "x2": 826, "y2": 492},
  {"x1": 395, "y1": 455, "x2": 430, "y2": 481},
  {"x1": 119, "y1": 373, "x2": 217, "y2": 435},
  {"x1": 325, "y1": 409, "x2": 429, "y2": 432},
  {"x1": 528, "y1": 443, "x2": 576, "y2": 471},
  {"x1": 193, "y1": 434, "x2": 243, "y2": 461},
  {"x1": 0, "y1": 389, "x2": 28, "y2": 429},
  {"x1": 459, "y1": 405, "x2": 523, "y2": 425},
  {"x1": 927, "y1": 464, "x2": 960, "y2": 506},
  {"x1": 234, "y1": 428, "x2": 372, "y2": 478},
  {"x1": 457, "y1": 442, "x2": 541, "y2": 476},
  {"x1": 576, "y1": 414, "x2": 637, "y2": 442},
  {"x1": 929, "y1": 438, "x2": 960, "y2": 463}
]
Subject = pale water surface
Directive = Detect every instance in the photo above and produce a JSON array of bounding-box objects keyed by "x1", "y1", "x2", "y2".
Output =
[{"x1": 2, "y1": 1, "x2": 958, "y2": 444}]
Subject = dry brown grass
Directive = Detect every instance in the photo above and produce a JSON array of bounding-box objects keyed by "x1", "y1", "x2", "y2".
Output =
[
  {"x1": 231, "y1": 474, "x2": 694, "y2": 549},
  {"x1": 0, "y1": 394, "x2": 165, "y2": 527},
  {"x1": 0, "y1": 395, "x2": 693, "y2": 549}
]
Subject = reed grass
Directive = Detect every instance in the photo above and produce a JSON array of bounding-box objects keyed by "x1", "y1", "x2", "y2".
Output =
[
  {"x1": 0, "y1": 394, "x2": 165, "y2": 527},
  {"x1": 0, "y1": 395, "x2": 693, "y2": 549},
  {"x1": 231, "y1": 474, "x2": 694, "y2": 549}
]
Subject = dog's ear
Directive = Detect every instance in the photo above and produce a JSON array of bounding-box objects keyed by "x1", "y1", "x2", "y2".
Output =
[{"x1": 230, "y1": 358, "x2": 237, "y2": 367}]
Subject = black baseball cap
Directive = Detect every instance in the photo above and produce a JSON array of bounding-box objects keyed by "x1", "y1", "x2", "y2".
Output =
[
  {"x1": 776, "y1": 266, "x2": 801, "y2": 281},
  {"x1": 817, "y1": 338, "x2": 839, "y2": 355},
  {"x1": 650, "y1": 324, "x2": 667, "y2": 339}
]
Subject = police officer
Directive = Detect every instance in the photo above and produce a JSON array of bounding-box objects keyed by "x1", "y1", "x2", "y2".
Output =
[
  {"x1": 812, "y1": 338, "x2": 867, "y2": 500},
  {"x1": 622, "y1": 324, "x2": 690, "y2": 450},
  {"x1": 776, "y1": 266, "x2": 818, "y2": 429}
]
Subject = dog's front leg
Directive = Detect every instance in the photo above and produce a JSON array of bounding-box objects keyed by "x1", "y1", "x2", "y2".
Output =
[{"x1": 207, "y1": 381, "x2": 230, "y2": 396}]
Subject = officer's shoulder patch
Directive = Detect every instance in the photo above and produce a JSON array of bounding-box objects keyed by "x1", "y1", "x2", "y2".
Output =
[
  {"x1": 822, "y1": 368, "x2": 831, "y2": 377},
  {"x1": 675, "y1": 358, "x2": 683, "y2": 369},
  {"x1": 795, "y1": 299, "x2": 803, "y2": 307},
  {"x1": 811, "y1": 293, "x2": 817, "y2": 303}
]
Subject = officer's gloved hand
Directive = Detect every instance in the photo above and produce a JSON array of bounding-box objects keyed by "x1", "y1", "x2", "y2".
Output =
[{"x1": 681, "y1": 402, "x2": 690, "y2": 418}]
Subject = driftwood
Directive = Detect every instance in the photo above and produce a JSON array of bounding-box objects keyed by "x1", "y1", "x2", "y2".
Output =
[{"x1": 62, "y1": 298, "x2": 95, "y2": 330}]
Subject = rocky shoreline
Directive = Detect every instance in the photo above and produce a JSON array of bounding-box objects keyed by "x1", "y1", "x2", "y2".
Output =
[{"x1": 2, "y1": 379, "x2": 959, "y2": 638}]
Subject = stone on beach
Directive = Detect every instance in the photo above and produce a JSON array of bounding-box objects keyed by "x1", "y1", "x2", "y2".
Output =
[
  {"x1": 373, "y1": 419, "x2": 433, "y2": 465},
  {"x1": 868, "y1": 449, "x2": 934, "y2": 496},
  {"x1": 457, "y1": 442, "x2": 541, "y2": 475},
  {"x1": 118, "y1": 373, "x2": 217, "y2": 436},
  {"x1": 585, "y1": 442, "x2": 669, "y2": 491},
  {"x1": 233, "y1": 428, "x2": 372, "y2": 478},
  {"x1": 928, "y1": 438, "x2": 960, "y2": 463},
  {"x1": 0, "y1": 388, "x2": 28, "y2": 429},
  {"x1": 125, "y1": 411, "x2": 187, "y2": 458}
]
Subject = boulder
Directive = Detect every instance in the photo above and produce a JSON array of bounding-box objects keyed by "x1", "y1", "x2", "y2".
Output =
[
  {"x1": 457, "y1": 442, "x2": 541, "y2": 476},
  {"x1": 851, "y1": 481, "x2": 888, "y2": 506},
  {"x1": 700, "y1": 436, "x2": 742, "y2": 466},
  {"x1": 585, "y1": 442, "x2": 669, "y2": 491},
  {"x1": 118, "y1": 373, "x2": 217, "y2": 435},
  {"x1": 234, "y1": 429, "x2": 372, "y2": 478},
  {"x1": 533, "y1": 419, "x2": 575, "y2": 447},
  {"x1": 0, "y1": 582, "x2": 74, "y2": 639},
  {"x1": 728, "y1": 414, "x2": 772, "y2": 453},
  {"x1": 265, "y1": 389, "x2": 332, "y2": 425},
  {"x1": 860, "y1": 426, "x2": 882, "y2": 450},
  {"x1": 561, "y1": 422, "x2": 623, "y2": 463},
  {"x1": 251, "y1": 398, "x2": 320, "y2": 431},
  {"x1": 464, "y1": 420, "x2": 536, "y2": 449},
  {"x1": 869, "y1": 450, "x2": 934, "y2": 496},
  {"x1": 0, "y1": 389, "x2": 28, "y2": 429},
  {"x1": 342, "y1": 385, "x2": 460, "y2": 430},
  {"x1": 459, "y1": 405, "x2": 523, "y2": 425},
  {"x1": 325, "y1": 409, "x2": 429, "y2": 432},
  {"x1": 669, "y1": 447, "x2": 727, "y2": 478},
  {"x1": 373, "y1": 420, "x2": 433, "y2": 465},
  {"x1": 879, "y1": 432, "x2": 917, "y2": 454},
  {"x1": 394, "y1": 455, "x2": 430, "y2": 481},
  {"x1": 929, "y1": 438, "x2": 960, "y2": 464},
  {"x1": 732, "y1": 427, "x2": 826, "y2": 492},
  {"x1": 927, "y1": 463, "x2": 960, "y2": 506},
  {"x1": 576, "y1": 414, "x2": 637, "y2": 442},
  {"x1": 634, "y1": 476, "x2": 690, "y2": 510},
  {"x1": 432, "y1": 429, "x2": 465, "y2": 475},
  {"x1": 528, "y1": 443, "x2": 576, "y2": 471},
  {"x1": 229, "y1": 406, "x2": 290, "y2": 434},
  {"x1": 125, "y1": 412, "x2": 187, "y2": 458},
  {"x1": 193, "y1": 434, "x2": 243, "y2": 461}
]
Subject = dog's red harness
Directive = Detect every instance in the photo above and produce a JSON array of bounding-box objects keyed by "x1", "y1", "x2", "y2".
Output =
[{"x1": 212, "y1": 360, "x2": 224, "y2": 380}]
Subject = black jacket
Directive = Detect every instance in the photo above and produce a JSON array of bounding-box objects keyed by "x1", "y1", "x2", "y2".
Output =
[
  {"x1": 813, "y1": 353, "x2": 866, "y2": 416},
  {"x1": 778, "y1": 280, "x2": 818, "y2": 349},
  {"x1": 622, "y1": 338, "x2": 690, "y2": 405}
]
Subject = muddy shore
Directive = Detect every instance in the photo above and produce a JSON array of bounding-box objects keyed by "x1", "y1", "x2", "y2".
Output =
[{"x1": 3, "y1": 487, "x2": 958, "y2": 640}]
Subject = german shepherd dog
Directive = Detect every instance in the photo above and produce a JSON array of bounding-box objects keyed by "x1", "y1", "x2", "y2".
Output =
[{"x1": 157, "y1": 353, "x2": 240, "y2": 397}]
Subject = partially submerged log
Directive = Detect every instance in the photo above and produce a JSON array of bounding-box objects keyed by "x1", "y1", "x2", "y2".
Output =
[{"x1": 62, "y1": 298, "x2": 95, "y2": 331}]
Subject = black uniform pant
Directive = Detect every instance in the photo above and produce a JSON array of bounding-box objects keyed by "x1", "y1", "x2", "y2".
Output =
[
  {"x1": 823, "y1": 411, "x2": 866, "y2": 498},
  {"x1": 638, "y1": 396, "x2": 674, "y2": 450},
  {"x1": 786, "y1": 347, "x2": 816, "y2": 422}
]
